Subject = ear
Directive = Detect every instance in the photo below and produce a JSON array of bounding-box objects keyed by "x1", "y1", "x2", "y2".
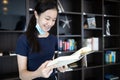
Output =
[{"x1": 34, "y1": 11, "x2": 38, "y2": 19}]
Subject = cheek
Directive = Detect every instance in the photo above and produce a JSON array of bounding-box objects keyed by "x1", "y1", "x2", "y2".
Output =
[
  {"x1": 37, "y1": 16, "x2": 45, "y2": 25},
  {"x1": 38, "y1": 19, "x2": 45, "y2": 26},
  {"x1": 51, "y1": 22, "x2": 55, "y2": 27},
  {"x1": 41, "y1": 19, "x2": 47, "y2": 25}
]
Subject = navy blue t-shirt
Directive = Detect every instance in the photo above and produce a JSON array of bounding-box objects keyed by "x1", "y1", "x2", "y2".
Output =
[{"x1": 15, "y1": 34, "x2": 58, "y2": 80}]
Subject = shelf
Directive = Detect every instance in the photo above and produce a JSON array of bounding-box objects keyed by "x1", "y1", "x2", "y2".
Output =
[
  {"x1": 103, "y1": 35, "x2": 120, "y2": 37},
  {"x1": 83, "y1": 13, "x2": 103, "y2": 16},
  {"x1": 0, "y1": 30, "x2": 25, "y2": 33},
  {"x1": 105, "y1": 0, "x2": 120, "y2": 2},
  {"x1": 104, "y1": 62, "x2": 120, "y2": 67},
  {"x1": 56, "y1": 0, "x2": 120, "y2": 79},
  {"x1": 84, "y1": 28, "x2": 102, "y2": 30},
  {"x1": 58, "y1": 35, "x2": 81, "y2": 37},
  {"x1": 0, "y1": 0, "x2": 120, "y2": 80},
  {"x1": 58, "y1": 14, "x2": 81, "y2": 35},
  {"x1": 57, "y1": 51, "x2": 75, "y2": 55},
  {"x1": 104, "y1": 0, "x2": 120, "y2": 16},
  {"x1": 84, "y1": 67, "x2": 103, "y2": 80},
  {"x1": 57, "y1": 70, "x2": 82, "y2": 80},
  {"x1": 104, "y1": 48, "x2": 120, "y2": 50},
  {"x1": 104, "y1": 65, "x2": 120, "y2": 77},
  {"x1": 83, "y1": 0, "x2": 102, "y2": 14},
  {"x1": 59, "y1": 12, "x2": 82, "y2": 15},
  {"x1": 58, "y1": 0, "x2": 81, "y2": 13},
  {"x1": 83, "y1": 65, "x2": 103, "y2": 69}
]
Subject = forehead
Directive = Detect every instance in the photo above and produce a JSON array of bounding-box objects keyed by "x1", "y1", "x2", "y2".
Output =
[{"x1": 41, "y1": 9, "x2": 57, "y2": 18}]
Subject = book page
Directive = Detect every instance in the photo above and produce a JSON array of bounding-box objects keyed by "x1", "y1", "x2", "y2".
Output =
[{"x1": 47, "y1": 47, "x2": 94, "y2": 68}]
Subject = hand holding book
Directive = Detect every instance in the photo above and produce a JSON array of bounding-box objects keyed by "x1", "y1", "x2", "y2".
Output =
[{"x1": 47, "y1": 47, "x2": 94, "y2": 68}]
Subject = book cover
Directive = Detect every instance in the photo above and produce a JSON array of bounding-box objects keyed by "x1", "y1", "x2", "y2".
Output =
[
  {"x1": 47, "y1": 47, "x2": 94, "y2": 68},
  {"x1": 87, "y1": 17, "x2": 96, "y2": 28},
  {"x1": 84, "y1": 37, "x2": 99, "y2": 51}
]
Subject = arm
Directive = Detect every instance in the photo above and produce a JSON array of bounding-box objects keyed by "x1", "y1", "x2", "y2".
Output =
[{"x1": 17, "y1": 54, "x2": 54, "y2": 80}]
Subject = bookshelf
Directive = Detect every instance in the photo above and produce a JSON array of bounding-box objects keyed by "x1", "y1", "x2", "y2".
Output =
[
  {"x1": 0, "y1": 0, "x2": 120, "y2": 80},
  {"x1": 103, "y1": 0, "x2": 120, "y2": 80},
  {"x1": 56, "y1": 0, "x2": 120, "y2": 80},
  {"x1": 0, "y1": 0, "x2": 27, "y2": 79}
]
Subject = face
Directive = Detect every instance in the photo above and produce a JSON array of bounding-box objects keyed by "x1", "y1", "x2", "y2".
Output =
[{"x1": 34, "y1": 9, "x2": 57, "y2": 32}]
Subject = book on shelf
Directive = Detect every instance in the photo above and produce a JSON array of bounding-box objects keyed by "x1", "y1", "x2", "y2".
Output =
[
  {"x1": 47, "y1": 47, "x2": 95, "y2": 68},
  {"x1": 83, "y1": 37, "x2": 99, "y2": 51},
  {"x1": 58, "y1": 39, "x2": 77, "y2": 51},
  {"x1": 105, "y1": 51, "x2": 116, "y2": 63},
  {"x1": 105, "y1": 74, "x2": 119, "y2": 80},
  {"x1": 87, "y1": 17, "x2": 96, "y2": 28}
]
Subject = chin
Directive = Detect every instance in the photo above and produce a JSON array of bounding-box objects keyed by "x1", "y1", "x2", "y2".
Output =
[{"x1": 46, "y1": 28, "x2": 51, "y2": 31}]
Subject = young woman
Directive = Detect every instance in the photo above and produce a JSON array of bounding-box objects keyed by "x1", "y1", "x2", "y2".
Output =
[{"x1": 15, "y1": 0, "x2": 67, "y2": 80}]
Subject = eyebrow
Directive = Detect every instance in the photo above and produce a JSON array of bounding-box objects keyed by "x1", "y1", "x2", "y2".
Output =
[{"x1": 46, "y1": 16, "x2": 57, "y2": 20}]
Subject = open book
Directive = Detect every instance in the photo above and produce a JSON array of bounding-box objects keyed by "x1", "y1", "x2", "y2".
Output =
[{"x1": 47, "y1": 47, "x2": 95, "y2": 68}]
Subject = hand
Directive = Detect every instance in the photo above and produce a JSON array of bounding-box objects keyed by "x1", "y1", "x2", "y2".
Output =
[
  {"x1": 36, "y1": 60, "x2": 54, "y2": 78},
  {"x1": 57, "y1": 65, "x2": 69, "y2": 73}
]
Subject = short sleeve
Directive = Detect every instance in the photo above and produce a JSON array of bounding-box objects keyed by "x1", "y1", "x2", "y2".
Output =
[{"x1": 15, "y1": 34, "x2": 29, "y2": 56}]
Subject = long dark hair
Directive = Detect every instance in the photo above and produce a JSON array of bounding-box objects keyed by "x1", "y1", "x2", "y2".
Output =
[{"x1": 25, "y1": 0, "x2": 58, "y2": 52}]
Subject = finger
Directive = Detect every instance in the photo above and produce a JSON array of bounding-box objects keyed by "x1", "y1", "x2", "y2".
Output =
[
  {"x1": 58, "y1": 67, "x2": 65, "y2": 72},
  {"x1": 46, "y1": 61, "x2": 56, "y2": 69},
  {"x1": 41, "y1": 60, "x2": 52, "y2": 67},
  {"x1": 61, "y1": 65, "x2": 68, "y2": 72},
  {"x1": 48, "y1": 69, "x2": 53, "y2": 75},
  {"x1": 64, "y1": 65, "x2": 69, "y2": 69},
  {"x1": 45, "y1": 69, "x2": 53, "y2": 77}
]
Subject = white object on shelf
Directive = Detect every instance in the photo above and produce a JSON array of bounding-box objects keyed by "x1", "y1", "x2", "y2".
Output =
[
  {"x1": 0, "y1": 53, "x2": 3, "y2": 56},
  {"x1": 106, "y1": 19, "x2": 111, "y2": 35}
]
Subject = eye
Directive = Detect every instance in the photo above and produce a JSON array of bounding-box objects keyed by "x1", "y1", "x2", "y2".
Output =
[
  {"x1": 45, "y1": 18, "x2": 50, "y2": 20},
  {"x1": 52, "y1": 19, "x2": 56, "y2": 22}
]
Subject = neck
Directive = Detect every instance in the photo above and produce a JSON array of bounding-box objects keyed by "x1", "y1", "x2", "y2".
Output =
[{"x1": 38, "y1": 32, "x2": 49, "y2": 38}]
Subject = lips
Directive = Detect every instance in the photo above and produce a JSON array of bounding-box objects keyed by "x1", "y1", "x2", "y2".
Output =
[{"x1": 44, "y1": 26, "x2": 51, "y2": 31}]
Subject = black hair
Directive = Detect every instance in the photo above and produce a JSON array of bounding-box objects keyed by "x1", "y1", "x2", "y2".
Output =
[{"x1": 25, "y1": 0, "x2": 58, "y2": 52}]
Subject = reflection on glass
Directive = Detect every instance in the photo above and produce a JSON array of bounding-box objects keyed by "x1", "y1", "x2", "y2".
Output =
[{"x1": 0, "y1": 0, "x2": 26, "y2": 31}]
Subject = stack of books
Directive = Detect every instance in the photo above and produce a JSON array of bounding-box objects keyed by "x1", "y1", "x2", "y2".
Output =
[
  {"x1": 105, "y1": 74, "x2": 119, "y2": 80},
  {"x1": 105, "y1": 51, "x2": 116, "y2": 63},
  {"x1": 83, "y1": 37, "x2": 99, "y2": 51},
  {"x1": 58, "y1": 39, "x2": 77, "y2": 51}
]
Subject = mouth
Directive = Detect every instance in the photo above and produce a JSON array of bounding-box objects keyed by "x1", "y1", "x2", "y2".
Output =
[{"x1": 45, "y1": 26, "x2": 51, "y2": 31}]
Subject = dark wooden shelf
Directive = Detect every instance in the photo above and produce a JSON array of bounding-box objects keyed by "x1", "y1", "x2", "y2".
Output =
[{"x1": 0, "y1": 0, "x2": 120, "y2": 80}]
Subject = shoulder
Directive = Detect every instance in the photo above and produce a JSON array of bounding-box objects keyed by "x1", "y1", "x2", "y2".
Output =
[
  {"x1": 16, "y1": 34, "x2": 30, "y2": 56},
  {"x1": 17, "y1": 34, "x2": 28, "y2": 45},
  {"x1": 18, "y1": 34, "x2": 27, "y2": 41},
  {"x1": 18, "y1": 34, "x2": 27, "y2": 39}
]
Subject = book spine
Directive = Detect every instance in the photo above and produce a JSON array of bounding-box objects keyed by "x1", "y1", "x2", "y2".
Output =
[
  {"x1": 105, "y1": 51, "x2": 116, "y2": 63},
  {"x1": 58, "y1": 39, "x2": 77, "y2": 51}
]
